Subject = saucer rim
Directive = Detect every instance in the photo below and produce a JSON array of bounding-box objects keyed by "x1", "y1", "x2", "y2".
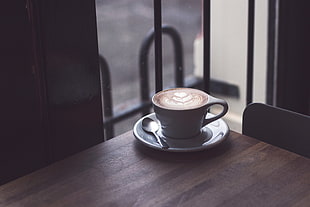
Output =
[{"x1": 133, "y1": 113, "x2": 230, "y2": 152}]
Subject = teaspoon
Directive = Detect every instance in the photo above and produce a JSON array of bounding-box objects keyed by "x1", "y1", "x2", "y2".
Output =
[{"x1": 142, "y1": 117, "x2": 169, "y2": 149}]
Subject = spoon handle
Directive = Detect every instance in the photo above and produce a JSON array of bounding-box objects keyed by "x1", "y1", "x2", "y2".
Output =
[{"x1": 153, "y1": 132, "x2": 169, "y2": 149}]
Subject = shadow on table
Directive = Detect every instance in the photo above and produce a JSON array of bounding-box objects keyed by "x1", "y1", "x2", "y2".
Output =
[{"x1": 134, "y1": 138, "x2": 232, "y2": 163}]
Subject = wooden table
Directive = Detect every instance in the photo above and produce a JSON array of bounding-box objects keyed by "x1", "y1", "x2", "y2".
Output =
[{"x1": 0, "y1": 131, "x2": 309, "y2": 207}]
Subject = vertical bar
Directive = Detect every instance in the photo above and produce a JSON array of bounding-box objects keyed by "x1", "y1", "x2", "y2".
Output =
[
  {"x1": 139, "y1": 29, "x2": 154, "y2": 115},
  {"x1": 266, "y1": 0, "x2": 278, "y2": 105},
  {"x1": 246, "y1": 0, "x2": 255, "y2": 105},
  {"x1": 154, "y1": 0, "x2": 163, "y2": 92},
  {"x1": 203, "y1": 0, "x2": 211, "y2": 93}
]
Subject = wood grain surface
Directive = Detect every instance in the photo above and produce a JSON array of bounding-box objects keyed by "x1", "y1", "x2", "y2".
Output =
[{"x1": 0, "y1": 131, "x2": 309, "y2": 207}]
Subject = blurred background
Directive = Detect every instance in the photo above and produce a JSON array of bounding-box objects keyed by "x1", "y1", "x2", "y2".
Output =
[{"x1": 95, "y1": 0, "x2": 268, "y2": 137}]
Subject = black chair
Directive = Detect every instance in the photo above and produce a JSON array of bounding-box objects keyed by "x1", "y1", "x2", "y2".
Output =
[{"x1": 242, "y1": 103, "x2": 310, "y2": 158}]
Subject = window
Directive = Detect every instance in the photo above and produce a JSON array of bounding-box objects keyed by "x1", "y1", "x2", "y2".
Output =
[{"x1": 96, "y1": 0, "x2": 290, "y2": 138}]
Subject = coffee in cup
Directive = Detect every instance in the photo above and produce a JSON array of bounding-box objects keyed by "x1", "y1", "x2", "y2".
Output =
[
  {"x1": 152, "y1": 88, "x2": 228, "y2": 139},
  {"x1": 152, "y1": 87, "x2": 208, "y2": 110}
]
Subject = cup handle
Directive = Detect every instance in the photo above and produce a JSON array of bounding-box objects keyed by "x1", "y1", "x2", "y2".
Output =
[{"x1": 202, "y1": 95, "x2": 228, "y2": 126}]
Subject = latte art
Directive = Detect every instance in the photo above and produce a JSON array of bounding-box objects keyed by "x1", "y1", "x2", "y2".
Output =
[
  {"x1": 153, "y1": 88, "x2": 208, "y2": 110},
  {"x1": 164, "y1": 93, "x2": 200, "y2": 107}
]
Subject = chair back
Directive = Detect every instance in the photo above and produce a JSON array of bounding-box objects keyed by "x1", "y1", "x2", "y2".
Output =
[{"x1": 242, "y1": 103, "x2": 310, "y2": 158}]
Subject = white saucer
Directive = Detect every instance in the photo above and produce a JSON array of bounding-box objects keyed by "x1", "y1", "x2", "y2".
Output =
[{"x1": 133, "y1": 113, "x2": 230, "y2": 152}]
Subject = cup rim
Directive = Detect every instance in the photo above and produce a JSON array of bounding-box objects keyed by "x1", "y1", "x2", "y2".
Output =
[{"x1": 152, "y1": 87, "x2": 209, "y2": 111}]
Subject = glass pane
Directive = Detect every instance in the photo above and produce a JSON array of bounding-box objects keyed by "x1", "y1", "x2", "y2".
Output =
[
  {"x1": 96, "y1": 0, "x2": 154, "y2": 138},
  {"x1": 96, "y1": 0, "x2": 203, "y2": 138}
]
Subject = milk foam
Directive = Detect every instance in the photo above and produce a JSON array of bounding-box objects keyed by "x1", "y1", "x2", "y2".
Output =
[{"x1": 153, "y1": 88, "x2": 208, "y2": 110}]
